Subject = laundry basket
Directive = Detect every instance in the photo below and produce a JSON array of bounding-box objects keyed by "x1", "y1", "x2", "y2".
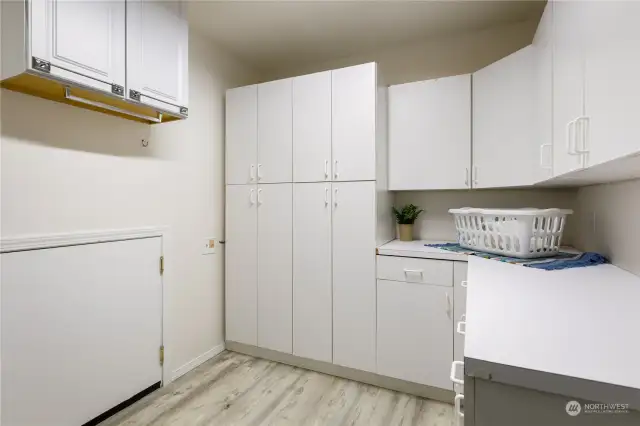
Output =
[{"x1": 449, "y1": 208, "x2": 573, "y2": 259}]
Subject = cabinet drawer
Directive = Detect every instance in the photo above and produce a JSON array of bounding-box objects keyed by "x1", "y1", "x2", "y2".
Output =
[{"x1": 376, "y1": 256, "x2": 453, "y2": 286}]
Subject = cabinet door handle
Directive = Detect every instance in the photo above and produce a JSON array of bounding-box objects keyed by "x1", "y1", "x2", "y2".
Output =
[
  {"x1": 465, "y1": 168, "x2": 469, "y2": 187},
  {"x1": 540, "y1": 144, "x2": 552, "y2": 170},
  {"x1": 403, "y1": 268, "x2": 424, "y2": 278},
  {"x1": 257, "y1": 188, "x2": 263, "y2": 205},
  {"x1": 461, "y1": 280, "x2": 468, "y2": 288},
  {"x1": 472, "y1": 166, "x2": 478, "y2": 186},
  {"x1": 445, "y1": 292, "x2": 452, "y2": 318},
  {"x1": 257, "y1": 164, "x2": 263, "y2": 180},
  {"x1": 325, "y1": 188, "x2": 329, "y2": 205},
  {"x1": 450, "y1": 361, "x2": 464, "y2": 385},
  {"x1": 575, "y1": 117, "x2": 590, "y2": 153},
  {"x1": 334, "y1": 188, "x2": 338, "y2": 207},
  {"x1": 457, "y1": 320, "x2": 466, "y2": 335},
  {"x1": 250, "y1": 189, "x2": 256, "y2": 205},
  {"x1": 64, "y1": 87, "x2": 162, "y2": 123},
  {"x1": 324, "y1": 160, "x2": 329, "y2": 179},
  {"x1": 566, "y1": 118, "x2": 579, "y2": 155},
  {"x1": 334, "y1": 160, "x2": 339, "y2": 179},
  {"x1": 455, "y1": 394, "x2": 465, "y2": 418},
  {"x1": 250, "y1": 164, "x2": 255, "y2": 181}
]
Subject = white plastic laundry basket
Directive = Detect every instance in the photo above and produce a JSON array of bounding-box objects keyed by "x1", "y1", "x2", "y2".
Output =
[{"x1": 449, "y1": 208, "x2": 573, "y2": 259}]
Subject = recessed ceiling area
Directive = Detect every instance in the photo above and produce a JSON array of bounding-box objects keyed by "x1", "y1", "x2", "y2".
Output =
[{"x1": 188, "y1": 0, "x2": 545, "y2": 73}]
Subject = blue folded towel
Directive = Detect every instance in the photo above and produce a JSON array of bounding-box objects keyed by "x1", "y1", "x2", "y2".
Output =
[{"x1": 526, "y1": 252, "x2": 608, "y2": 270}]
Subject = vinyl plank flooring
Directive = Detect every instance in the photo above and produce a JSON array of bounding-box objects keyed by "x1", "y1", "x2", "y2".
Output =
[{"x1": 100, "y1": 351, "x2": 455, "y2": 426}]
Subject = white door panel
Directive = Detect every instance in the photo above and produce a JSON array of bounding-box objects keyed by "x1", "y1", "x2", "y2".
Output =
[
  {"x1": 258, "y1": 79, "x2": 293, "y2": 183},
  {"x1": 226, "y1": 85, "x2": 258, "y2": 185}
]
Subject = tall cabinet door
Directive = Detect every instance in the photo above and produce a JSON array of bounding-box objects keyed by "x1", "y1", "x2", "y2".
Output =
[
  {"x1": 226, "y1": 85, "x2": 258, "y2": 185},
  {"x1": 293, "y1": 72, "x2": 332, "y2": 183},
  {"x1": 30, "y1": 0, "x2": 125, "y2": 94},
  {"x1": 126, "y1": 0, "x2": 189, "y2": 113},
  {"x1": 388, "y1": 75, "x2": 471, "y2": 190},
  {"x1": 257, "y1": 184, "x2": 293, "y2": 353},
  {"x1": 583, "y1": 1, "x2": 640, "y2": 167},
  {"x1": 258, "y1": 79, "x2": 293, "y2": 183},
  {"x1": 552, "y1": 0, "x2": 586, "y2": 176},
  {"x1": 473, "y1": 46, "x2": 535, "y2": 188},
  {"x1": 225, "y1": 185, "x2": 258, "y2": 346},
  {"x1": 332, "y1": 181, "x2": 376, "y2": 372},
  {"x1": 332, "y1": 64, "x2": 376, "y2": 182},
  {"x1": 293, "y1": 183, "x2": 332, "y2": 363}
]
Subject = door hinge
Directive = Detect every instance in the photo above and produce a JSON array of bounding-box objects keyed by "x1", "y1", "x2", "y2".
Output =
[
  {"x1": 180, "y1": 106, "x2": 188, "y2": 116},
  {"x1": 160, "y1": 256, "x2": 164, "y2": 275},
  {"x1": 129, "y1": 89, "x2": 141, "y2": 101},
  {"x1": 111, "y1": 84, "x2": 124, "y2": 96},
  {"x1": 159, "y1": 346, "x2": 165, "y2": 366},
  {"x1": 31, "y1": 57, "x2": 51, "y2": 73}
]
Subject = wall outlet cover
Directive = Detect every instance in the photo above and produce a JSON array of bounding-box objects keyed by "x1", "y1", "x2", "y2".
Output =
[{"x1": 203, "y1": 238, "x2": 216, "y2": 255}]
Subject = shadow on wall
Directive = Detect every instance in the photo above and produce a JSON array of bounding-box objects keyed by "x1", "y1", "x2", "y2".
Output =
[{"x1": 0, "y1": 89, "x2": 185, "y2": 160}]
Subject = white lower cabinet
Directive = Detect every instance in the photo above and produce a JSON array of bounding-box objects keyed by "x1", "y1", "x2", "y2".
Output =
[
  {"x1": 454, "y1": 262, "x2": 468, "y2": 363},
  {"x1": 257, "y1": 184, "x2": 293, "y2": 353},
  {"x1": 225, "y1": 184, "x2": 258, "y2": 346},
  {"x1": 293, "y1": 183, "x2": 333, "y2": 362},
  {"x1": 332, "y1": 181, "x2": 377, "y2": 372},
  {"x1": 377, "y1": 279, "x2": 454, "y2": 389}
]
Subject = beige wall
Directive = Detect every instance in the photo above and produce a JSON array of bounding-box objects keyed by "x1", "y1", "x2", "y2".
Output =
[
  {"x1": 573, "y1": 179, "x2": 640, "y2": 276},
  {"x1": 264, "y1": 19, "x2": 538, "y2": 85},
  {"x1": 394, "y1": 189, "x2": 579, "y2": 245},
  {"x1": 0, "y1": 32, "x2": 261, "y2": 377}
]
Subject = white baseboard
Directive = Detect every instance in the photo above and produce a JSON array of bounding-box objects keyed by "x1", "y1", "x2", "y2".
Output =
[{"x1": 171, "y1": 343, "x2": 225, "y2": 382}]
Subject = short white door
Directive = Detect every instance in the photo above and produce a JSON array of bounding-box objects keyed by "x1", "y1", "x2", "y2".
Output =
[
  {"x1": 226, "y1": 85, "x2": 258, "y2": 185},
  {"x1": 332, "y1": 63, "x2": 377, "y2": 181},
  {"x1": 258, "y1": 79, "x2": 293, "y2": 183},
  {"x1": 388, "y1": 75, "x2": 471, "y2": 190},
  {"x1": 293, "y1": 71, "x2": 332, "y2": 183},
  {"x1": 30, "y1": 0, "x2": 126, "y2": 94},
  {"x1": 257, "y1": 183, "x2": 293, "y2": 353},
  {"x1": 552, "y1": 0, "x2": 586, "y2": 176},
  {"x1": 293, "y1": 183, "x2": 332, "y2": 362},
  {"x1": 377, "y1": 279, "x2": 454, "y2": 390},
  {"x1": 583, "y1": 1, "x2": 640, "y2": 167},
  {"x1": 473, "y1": 46, "x2": 536, "y2": 188},
  {"x1": 2, "y1": 237, "x2": 162, "y2": 426},
  {"x1": 453, "y1": 262, "x2": 468, "y2": 363},
  {"x1": 126, "y1": 0, "x2": 189, "y2": 112},
  {"x1": 332, "y1": 181, "x2": 376, "y2": 372},
  {"x1": 225, "y1": 184, "x2": 258, "y2": 346}
]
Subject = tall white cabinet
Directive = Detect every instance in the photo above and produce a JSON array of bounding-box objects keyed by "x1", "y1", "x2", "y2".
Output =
[{"x1": 225, "y1": 63, "x2": 393, "y2": 373}]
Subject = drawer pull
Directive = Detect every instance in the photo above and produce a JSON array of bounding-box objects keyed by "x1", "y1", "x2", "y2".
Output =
[
  {"x1": 457, "y1": 320, "x2": 466, "y2": 335},
  {"x1": 455, "y1": 394, "x2": 465, "y2": 418},
  {"x1": 450, "y1": 361, "x2": 464, "y2": 385},
  {"x1": 403, "y1": 268, "x2": 424, "y2": 277}
]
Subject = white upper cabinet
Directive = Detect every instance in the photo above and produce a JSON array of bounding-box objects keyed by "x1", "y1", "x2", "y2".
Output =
[
  {"x1": 582, "y1": 1, "x2": 640, "y2": 168},
  {"x1": 552, "y1": 0, "x2": 586, "y2": 177},
  {"x1": 29, "y1": 0, "x2": 126, "y2": 94},
  {"x1": 127, "y1": 0, "x2": 189, "y2": 115},
  {"x1": 473, "y1": 46, "x2": 536, "y2": 188},
  {"x1": 293, "y1": 72, "x2": 332, "y2": 183},
  {"x1": 332, "y1": 63, "x2": 377, "y2": 182},
  {"x1": 388, "y1": 75, "x2": 471, "y2": 190},
  {"x1": 258, "y1": 79, "x2": 293, "y2": 183},
  {"x1": 226, "y1": 85, "x2": 258, "y2": 185},
  {"x1": 532, "y1": 3, "x2": 554, "y2": 182}
]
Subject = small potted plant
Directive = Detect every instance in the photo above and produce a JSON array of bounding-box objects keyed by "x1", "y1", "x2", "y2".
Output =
[{"x1": 393, "y1": 204, "x2": 424, "y2": 241}]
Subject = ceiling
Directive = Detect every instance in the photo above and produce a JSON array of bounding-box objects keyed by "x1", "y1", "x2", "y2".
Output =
[{"x1": 188, "y1": 1, "x2": 545, "y2": 73}]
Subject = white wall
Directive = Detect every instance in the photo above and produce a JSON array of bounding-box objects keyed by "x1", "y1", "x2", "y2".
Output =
[
  {"x1": 264, "y1": 19, "x2": 538, "y2": 85},
  {"x1": 395, "y1": 189, "x2": 579, "y2": 245},
  {"x1": 573, "y1": 179, "x2": 640, "y2": 276},
  {"x1": 0, "y1": 31, "x2": 261, "y2": 378}
]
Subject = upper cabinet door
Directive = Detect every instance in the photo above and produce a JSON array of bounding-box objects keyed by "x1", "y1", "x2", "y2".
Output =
[
  {"x1": 332, "y1": 63, "x2": 377, "y2": 182},
  {"x1": 226, "y1": 85, "x2": 258, "y2": 185},
  {"x1": 552, "y1": 0, "x2": 586, "y2": 177},
  {"x1": 473, "y1": 46, "x2": 536, "y2": 188},
  {"x1": 258, "y1": 79, "x2": 293, "y2": 183},
  {"x1": 126, "y1": 0, "x2": 188, "y2": 114},
  {"x1": 532, "y1": 3, "x2": 554, "y2": 183},
  {"x1": 388, "y1": 75, "x2": 471, "y2": 190},
  {"x1": 583, "y1": 1, "x2": 640, "y2": 168},
  {"x1": 30, "y1": 0, "x2": 126, "y2": 94},
  {"x1": 293, "y1": 72, "x2": 332, "y2": 183}
]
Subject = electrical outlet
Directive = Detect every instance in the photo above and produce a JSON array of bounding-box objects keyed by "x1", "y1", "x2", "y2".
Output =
[{"x1": 203, "y1": 238, "x2": 216, "y2": 255}]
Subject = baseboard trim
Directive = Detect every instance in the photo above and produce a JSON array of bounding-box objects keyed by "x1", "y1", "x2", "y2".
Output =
[
  {"x1": 171, "y1": 343, "x2": 225, "y2": 382},
  {"x1": 226, "y1": 341, "x2": 454, "y2": 404}
]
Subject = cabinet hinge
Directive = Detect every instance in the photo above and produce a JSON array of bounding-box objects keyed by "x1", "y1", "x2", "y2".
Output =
[
  {"x1": 129, "y1": 89, "x2": 141, "y2": 101},
  {"x1": 159, "y1": 346, "x2": 165, "y2": 366},
  {"x1": 111, "y1": 84, "x2": 124, "y2": 96},
  {"x1": 160, "y1": 256, "x2": 164, "y2": 275},
  {"x1": 180, "y1": 107, "x2": 188, "y2": 116},
  {"x1": 31, "y1": 57, "x2": 51, "y2": 73}
]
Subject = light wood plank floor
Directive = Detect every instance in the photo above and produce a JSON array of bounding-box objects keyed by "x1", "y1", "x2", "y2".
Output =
[{"x1": 101, "y1": 351, "x2": 455, "y2": 426}]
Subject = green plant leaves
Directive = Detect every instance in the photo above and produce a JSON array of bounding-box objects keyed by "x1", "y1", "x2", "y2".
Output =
[{"x1": 392, "y1": 204, "x2": 424, "y2": 224}]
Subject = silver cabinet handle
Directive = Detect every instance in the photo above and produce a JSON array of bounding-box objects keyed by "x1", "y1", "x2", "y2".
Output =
[
  {"x1": 334, "y1": 188, "x2": 338, "y2": 207},
  {"x1": 257, "y1": 188, "x2": 263, "y2": 205},
  {"x1": 457, "y1": 320, "x2": 466, "y2": 335},
  {"x1": 324, "y1": 160, "x2": 329, "y2": 179},
  {"x1": 257, "y1": 164, "x2": 263, "y2": 180},
  {"x1": 455, "y1": 394, "x2": 465, "y2": 418},
  {"x1": 325, "y1": 187, "x2": 329, "y2": 205},
  {"x1": 450, "y1": 361, "x2": 464, "y2": 385},
  {"x1": 250, "y1": 189, "x2": 255, "y2": 205},
  {"x1": 64, "y1": 87, "x2": 162, "y2": 123},
  {"x1": 540, "y1": 144, "x2": 552, "y2": 170},
  {"x1": 334, "y1": 160, "x2": 339, "y2": 179},
  {"x1": 250, "y1": 164, "x2": 255, "y2": 181}
]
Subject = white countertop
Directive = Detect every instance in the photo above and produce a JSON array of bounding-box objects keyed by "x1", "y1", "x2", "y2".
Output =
[
  {"x1": 377, "y1": 239, "x2": 468, "y2": 261},
  {"x1": 465, "y1": 256, "x2": 640, "y2": 390}
]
